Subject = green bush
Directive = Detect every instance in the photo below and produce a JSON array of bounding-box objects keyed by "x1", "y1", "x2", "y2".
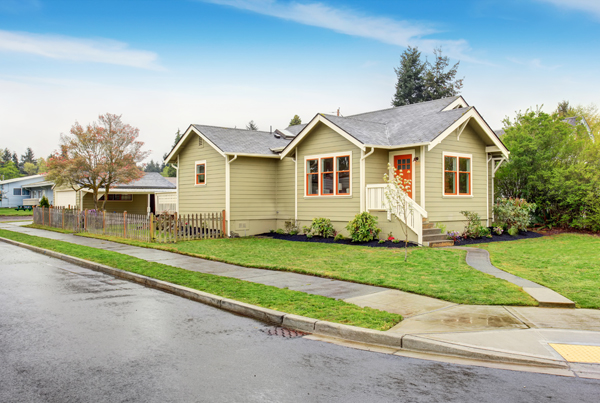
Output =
[
  {"x1": 479, "y1": 226, "x2": 492, "y2": 238},
  {"x1": 334, "y1": 233, "x2": 345, "y2": 241},
  {"x1": 39, "y1": 195, "x2": 50, "y2": 208},
  {"x1": 305, "y1": 218, "x2": 336, "y2": 238},
  {"x1": 460, "y1": 211, "x2": 483, "y2": 239},
  {"x1": 378, "y1": 239, "x2": 386, "y2": 244},
  {"x1": 275, "y1": 228, "x2": 285, "y2": 235},
  {"x1": 508, "y1": 226, "x2": 519, "y2": 236},
  {"x1": 346, "y1": 212, "x2": 381, "y2": 242},
  {"x1": 493, "y1": 198, "x2": 536, "y2": 232}
]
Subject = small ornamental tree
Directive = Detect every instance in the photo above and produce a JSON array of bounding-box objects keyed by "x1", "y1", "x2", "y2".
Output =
[
  {"x1": 289, "y1": 115, "x2": 302, "y2": 126},
  {"x1": 47, "y1": 113, "x2": 149, "y2": 211},
  {"x1": 383, "y1": 163, "x2": 412, "y2": 261}
]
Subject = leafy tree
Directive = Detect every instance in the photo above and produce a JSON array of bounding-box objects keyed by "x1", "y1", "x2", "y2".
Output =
[
  {"x1": 556, "y1": 100, "x2": 570, "y2": 117},
  {"x1": 423, "y1": 47, "x2": 464, "y2": 100},
  {"x1": 392, "y1": 46, "x2": 427, "y2": 106},
  {"x1": 37, "y1": 157, "x2": 48, "y2": 174},
  {"x1": 495, "y1": 109, "x2": 600, "y2": 230},
  {"x1": 246, "y1": 120, "x2": 258, "y2": 131},
  {"x1": 555, "y1": 100, "x2": 600, "y2": 139},
  {"x1": 289, "y1": 115, "x2": 302, "y2": 126},
  {"x1": 0, "y1": 161, "x2": 21, "y2": 181},
  {"x1": 392, "y1": 46, "x2": 463, "y2": 106},
  {"x1": 23, "y1": 162, "x2": 38, "y2": 176},
  {"x1": 161, "y1": 129, "x2": 181, "y2": 177},
  {"x1": 47, "y1": 113, "x2": 149, "y2": 211}
]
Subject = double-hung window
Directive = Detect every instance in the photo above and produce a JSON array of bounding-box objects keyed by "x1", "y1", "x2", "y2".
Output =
[
  {"x1": 195, "y1": 160, "x2": 206, "y2": 185},
  {"x1": 305, "y1": 153, "x2": 351, "y2": 196},
  {"x1": 444, "y1": 153, "x2": 471, "y2": 196}
]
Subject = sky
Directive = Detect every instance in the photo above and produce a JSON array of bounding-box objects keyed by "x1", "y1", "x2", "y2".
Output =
[{"x1": 1, "y1": 0, "x2": 599, "y2": 164}]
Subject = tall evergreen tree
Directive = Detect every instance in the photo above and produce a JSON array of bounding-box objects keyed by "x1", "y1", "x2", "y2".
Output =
[
  {"x1": 2, "y1": 148, "x2": 11, "y2": 165},
  {"x1": 246, "y1": 120, "x2": 258, "y2": 131},
  {"x1": 392, "y1": 46, "x2": 427, "y2": 106},
  {"x1": 423, "y1": 48, "x2": 464, "y2": 100},
  {"x1": 12, "y1": 152, "x2": 19, "y2": 168},
  {"x1": 161, "y1": 129, "x2": 182, "y2": 177},
  {"x1": 21, "y1": 147, "x2": 35, "y2": 164}
]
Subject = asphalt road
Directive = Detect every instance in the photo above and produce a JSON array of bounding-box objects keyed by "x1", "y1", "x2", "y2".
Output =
[{"x1": 1, "y1": 242, "x2": 599, "y2": 403}]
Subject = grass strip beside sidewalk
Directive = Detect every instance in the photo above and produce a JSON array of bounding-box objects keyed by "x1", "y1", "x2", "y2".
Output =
[
  {"x1": 0, "y1": 229, "x2": 401, "y2": 331},
  {"x1": 0, "y1": 207, "x2": 33, "y2": 216}
]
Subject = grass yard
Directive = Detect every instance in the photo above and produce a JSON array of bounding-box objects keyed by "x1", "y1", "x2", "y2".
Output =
[
  {"x1": 72, "y1": 232, "x2": 535, "y2": 306},
  {"x1": 475, "y1": 233, "x2": 600, "y2": 309},
  {"x1": 0, "y1": 207, "x2": 33, "y2": 216},
  {"x1": 0, "y1": 229, "x2": 401, "y2": 330}
]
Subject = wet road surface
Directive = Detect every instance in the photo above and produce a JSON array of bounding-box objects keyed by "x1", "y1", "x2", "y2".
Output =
[{"x1": 1, "y1": 242, "x2": 599, "y2": 402}]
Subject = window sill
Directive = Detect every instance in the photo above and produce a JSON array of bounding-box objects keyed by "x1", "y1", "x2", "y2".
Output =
[
  {"x1": 194, "y1": 184, "x2": 207, "y2": 187},
  {"x1": 442, "y1": 195, "x2": 473, "y2": 198},
  {"x1": 304, "y1": 195, "x2": 353, "y2": 199}
]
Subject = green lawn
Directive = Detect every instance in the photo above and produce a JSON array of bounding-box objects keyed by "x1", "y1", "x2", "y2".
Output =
[
  {"x1": 0, "y1": 207, "x2": 33, "y2": 216},
  {"x1": 475, "y1": 233, "x2": 600, "y2": 309},
  {"x1": 0, "y1": 229, "x2": 400, "y2": 331},
  {"x1": 73, "y1": 231, "x2": 535, "y2": 306}
]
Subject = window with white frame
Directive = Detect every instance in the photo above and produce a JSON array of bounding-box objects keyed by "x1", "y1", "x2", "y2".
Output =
[
  {"x1": 305, "y1": 153, "x2": 351, "y2": 196},
  {"x1": 195, "y1": 160, "x2": 206, "y2": 185},
  {"x1": 443, "y1": 153, "x2": 472, "y2": 196}
]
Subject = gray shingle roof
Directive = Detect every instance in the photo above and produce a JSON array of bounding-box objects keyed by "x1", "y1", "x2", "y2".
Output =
[
  {"x1": 193, "y1": 124, "x2": 291, "y2": 155},
  {"x1": 113, "y1": 172, "x2": 176, "y2": 190},
  {"x1": 318, "y1": 97, "x2": 470, "y2": 146},
  {"x1": 284, "y1": 124, "x2": 306, "y2": 136}
]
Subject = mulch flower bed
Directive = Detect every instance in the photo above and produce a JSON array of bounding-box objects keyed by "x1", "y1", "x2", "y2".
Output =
[
  {"x1": 260, "y1": 233, "x2": 419, "y2": 248},
  {"x1": 452, "y1": 230, "x2": 543, "y2": 246}
]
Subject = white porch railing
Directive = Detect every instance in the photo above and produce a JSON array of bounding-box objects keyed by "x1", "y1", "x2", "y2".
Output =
[
  {"x1": 366, "y1": 184, "x2": 428, "y2": 245},
  {"x1": 23, "y1": 198, "x2": 40, "y2": 206}
]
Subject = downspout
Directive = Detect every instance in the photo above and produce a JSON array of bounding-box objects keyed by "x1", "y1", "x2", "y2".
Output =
[
  {"x1": 487, "y1": 155, "x2": 492, "y2": 226},
  {"x1": 360, "y1": 147, "x2": 375, "y2": 212},
  {"x1": 292, "y1": 149, "x2": 297, "y2": 221},
  {"x1": 226, "y1": 154, "x2": 238, "y2": 237},
  {"x1": 176, "y1": 155, "x2": 180, "y2": 214}
]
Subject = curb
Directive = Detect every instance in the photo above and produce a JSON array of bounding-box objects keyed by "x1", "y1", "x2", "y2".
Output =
[{"x1": 0, "y1": 236, "x2": 569, "y2": 369}]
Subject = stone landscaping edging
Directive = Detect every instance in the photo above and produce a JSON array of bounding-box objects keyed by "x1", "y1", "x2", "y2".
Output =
[{"x1": 0, "y1": 236, "x2": 569, "y2": 369}]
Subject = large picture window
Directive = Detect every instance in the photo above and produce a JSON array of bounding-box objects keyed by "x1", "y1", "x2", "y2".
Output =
[
  {"x1": 99, "y1": 194, "x2": 133, "y2": 201},
  {"x1": 444, "y1": 153, "x2": 471, "y2": 196},
  {"x1": 305, "y1": 153, "x2": 351, "y2": 197},
  {"x1": 195, "y1": 160, "x2": 206, "y2": 185}
]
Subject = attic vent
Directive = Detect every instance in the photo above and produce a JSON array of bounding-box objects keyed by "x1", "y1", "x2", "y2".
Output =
[{"x1": 198, "y1": 137, "x2": 204, "y2": 148}]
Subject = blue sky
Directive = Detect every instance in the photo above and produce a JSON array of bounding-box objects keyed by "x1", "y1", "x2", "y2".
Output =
[{"x1": 1, "y1": 0, "x2": 599, "y2": 163}]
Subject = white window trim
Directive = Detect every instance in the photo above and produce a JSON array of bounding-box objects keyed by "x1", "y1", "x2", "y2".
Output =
[
  {"x1": 304, "y1": 151, "x2": 352, "y2": 198},
  {"x1": 442, "y1": 151, "x2": 473, "y2": 198},
  {"x1": 195, "y1": 160, "x2": 207, "y2": 186}
]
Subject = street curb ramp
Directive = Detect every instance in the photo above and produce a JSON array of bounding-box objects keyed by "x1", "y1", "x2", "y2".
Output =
[{"x1": 0, "y1": 236, "x2": 568, "y2": 369}]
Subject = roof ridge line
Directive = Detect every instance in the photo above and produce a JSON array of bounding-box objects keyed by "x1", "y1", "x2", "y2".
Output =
[
  {"x1": 347, "y1": 96, "x2": 459, "y2": 118},
  {"x1": 193, "y1": 123, "x2": 272, "y2": 135}
]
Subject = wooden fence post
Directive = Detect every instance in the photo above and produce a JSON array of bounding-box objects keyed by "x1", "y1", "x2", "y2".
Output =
[
  {"x1": 149, "y1": 214, "x2": 154, "y2": 242},
  {"x1": 174, "y1": 212, "x2": 178, "y2": 243},
  {"x1": 84, "y1": 210, "x2": 88, "y2": 232},
  {"x1": 222, "y1": 210, "x2": 226, "y2": 238},
  {"x1": 103, "y1": 211, "x2": 106, "y2": 235},
  {"x1": 123, "y1": 211, "x2": 127, "y2": 238}
]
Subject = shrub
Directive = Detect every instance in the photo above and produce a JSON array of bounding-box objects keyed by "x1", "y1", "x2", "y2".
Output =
[
  {"x1": 346, "y1": 212, "x2": 381, "y2": 242},
  {"x1": 435, "y1": 222, "x2": 447, "y2": 234},
  {"x1": 460, "y1": 211, "x2": 483, "y2": 239},
  {"x1": 479, "y1": 226, "x2": 492, "y2": 238},
  {"x1": 284, "y1": 219, "x2": 300, "y2": 234},
  {"x1": 387, "y1": 232, "x2": 395, "y2": 241},
  {"x1": 378, "y1": 239, "x2": 386, "y2": 244},
  {"x1": 392, "y1": 239, "x2": 400, "y2": 244},
  {"x1": 508, "y1": 226, "x2": 519, "y2": 236},
  {"x1": 275, "y1": 228, "x2": 285, "y2": 235},
  {"x1": 493, "y1": 198, "x2": 536, "y2": 232},
  {"x1": 289, "y1": 230, "x2": 299, "y2": 236},
  {"x1": 334, "y1": 233, "x2": 345, "y2": 241},
  {"x1": 39, "y1": 195, "x2": 50, "y2": 208},
  {"x1": 447, "y1": 231, "x2": 461, "y2": 241},
  {"x1": 306, "y1": 217, "x2": 336, "y2": 238},
  {"x1": 493, "y1": 226, "x2": 504, "y2": 235}
]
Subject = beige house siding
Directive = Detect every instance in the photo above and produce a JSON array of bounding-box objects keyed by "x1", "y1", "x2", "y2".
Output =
[
  {"x1": 276, "y1": 157, "x2": 295, "y2": 228},
  {"x1": 178, "y1": 135, "x2": 226, "y2": 215},
  {"x1": 364, "y1": 147, "x2": 422, "y2": 206},
  {"x1": 229, "y1": 156, "x2": 278, "y2": 235},
  {"x1": 424, "y1": 124, "x2": 488, "y2": 232},
  {"x1": 295, "y1": 122, "x2": 361, "y2": 233},
  {"x1": 82, "y1": 193, "x2": 148, "y2": 215}
]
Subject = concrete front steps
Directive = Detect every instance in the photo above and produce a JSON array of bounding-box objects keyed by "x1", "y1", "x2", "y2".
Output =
[{"x1": 422, "y1": 220, "x2": 454, "y2": 247}]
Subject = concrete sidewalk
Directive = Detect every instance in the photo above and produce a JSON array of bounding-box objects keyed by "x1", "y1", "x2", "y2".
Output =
[{"x1": 1, "y1": 221, "x2": 599, "y2": 377}]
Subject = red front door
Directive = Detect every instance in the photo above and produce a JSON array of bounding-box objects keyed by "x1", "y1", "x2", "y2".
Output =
[{"x1": 393, "y1": 154, "x2": 413, "y2": 199}]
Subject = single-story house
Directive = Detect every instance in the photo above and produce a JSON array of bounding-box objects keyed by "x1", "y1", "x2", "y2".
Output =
[
  {"x1": 0, "y1": 174, "x2": 48, "y2": 208},
  {"x1": 53, "y1": 172, "x2": 177, "y2": 215},
  {"x1": 165, "y1": 96, "x2": 509, "y2": 244}
]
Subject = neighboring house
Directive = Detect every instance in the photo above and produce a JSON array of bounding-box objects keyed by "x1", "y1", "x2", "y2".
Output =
[
  {"x1": 53, "y1": 172, "x2": 177, "y2": 215},
  {"x1": 563, "y1": 116, "x2": 595, "y2": 141},
  {"x1": 23, "y1": 179, "x2": 55, "y2": 206},
  {"x1": 165, "y1": 96, "x2": 509, "y2": 244},
  {"x1": 0, "y1": 174, "x2": 45, "y2": 208}
]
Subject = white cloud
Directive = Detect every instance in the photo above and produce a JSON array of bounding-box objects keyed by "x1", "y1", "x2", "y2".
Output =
[
  {"x1": 0, "y1": 30, "x2": 163, "y2": 70},
  {"x1": 535, "y1": 0, "x2": 600, "y2": 19},
  {"x1": 201, "y1": 0, "x2": 474, "y2": 61},
  {"x1": 507, "y1": 57, "x2": 561, "y2": 70}
]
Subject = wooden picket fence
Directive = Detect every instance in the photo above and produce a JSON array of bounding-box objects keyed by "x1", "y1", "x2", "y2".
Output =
[{"x1": 33, "y1": 206, "x2": 226, "y2": 243}]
